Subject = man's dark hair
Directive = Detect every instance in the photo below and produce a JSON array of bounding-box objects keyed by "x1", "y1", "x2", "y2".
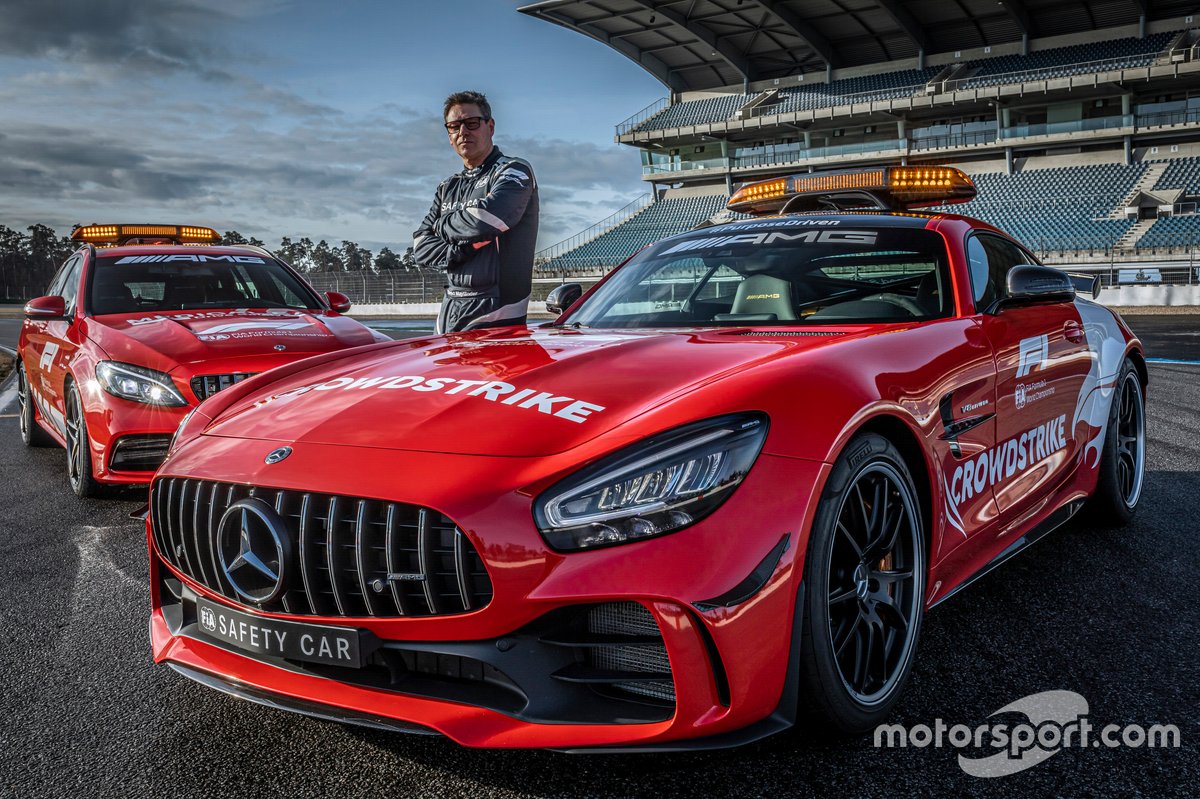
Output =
[{"x1": 443, "y1": 90, "x2": 491, "y2": 121}]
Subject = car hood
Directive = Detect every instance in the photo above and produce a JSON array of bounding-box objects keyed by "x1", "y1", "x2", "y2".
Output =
[
  {"x1": 203, "y1": 326, "x2": 854, "y2": 456},
  {"x1": 88, "y1": 308, "x2": 380, "y2": 370}
]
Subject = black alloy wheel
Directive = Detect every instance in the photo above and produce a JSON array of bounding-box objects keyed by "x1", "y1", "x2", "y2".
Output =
[
  {"x1": 1084, "y1": 359, "x2": 1145, "y2": 526},
  {"x1": 800, "y1": 432, "x2": 925, "y2": 732},
  {"x1": 17, "y1": 361, "x2": 53, "y2": 447},
  {"x1": 65, "y1": 383, "x2": 102, "y2": 498},
  {"x1": 1113, "y1": 370, "x2": 1146, "y2": 508}
]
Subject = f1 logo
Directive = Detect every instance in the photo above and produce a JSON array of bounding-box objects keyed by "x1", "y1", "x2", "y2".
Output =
[
  {"x1": 38, "y1": 342, "x2": 59, "y2": 372},
  {"x1": 1016, "y1": 335, "x2": 1048, "y2": 378}
]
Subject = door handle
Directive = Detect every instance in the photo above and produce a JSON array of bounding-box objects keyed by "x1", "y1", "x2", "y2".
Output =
[{"x1": 1064, "y1": 321, "x2": 1085, "y2": 344}]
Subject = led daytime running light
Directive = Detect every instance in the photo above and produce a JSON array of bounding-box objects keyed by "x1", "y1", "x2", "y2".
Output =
[{"x1": 96, "y1": 361, "x2": 188, "y2": 407}]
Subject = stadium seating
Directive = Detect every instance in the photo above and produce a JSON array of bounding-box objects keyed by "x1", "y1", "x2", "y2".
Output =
[
  {"x1": 1136, "y1": 214, "x2": 1200, "y2": 248},
  {"x1": 627, "y1": 33, "x2": 1178, "y2": 135},
  {"x1": 931, "y1": 163, "x2": 1147, "y2": 251},
  {"x1": 539, "y1": 195, "x2": 730, "y2": 272},
  {"x1": 959, "y1": 32, "x2": 1175, "y2": 88},
  {"x1": 633, "y1": 94, "x2": 754, "y2": 132},
  {"x1": 773, "y1": 68, "x2": 939, "y2": 114},
  {"x1": 1152, "y1": 156, "x2": 1200, "y2": 190},
  {"x1": 544, "y1": 157, "x2": 1200, "y2": 270}
]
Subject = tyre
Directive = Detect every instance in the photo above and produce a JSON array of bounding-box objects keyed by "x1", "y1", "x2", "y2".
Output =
[
  {"x1": 1083, "y1": 359, "x2": 1146, "y2": 526},
  {"x1": 798, "y1": 432, "x2": 926, "y2": 733},
  {"x1": 65, "y1": 382, "x2": 104, "y2": 498},
  {"x1": 16, "y1": 360, "x2": 54, "y2": 447}
]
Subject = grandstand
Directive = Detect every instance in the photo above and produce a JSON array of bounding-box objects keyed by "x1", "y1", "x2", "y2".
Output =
[{"x1": 521, "y1": 0, "x2": 1200, "y2": 274}]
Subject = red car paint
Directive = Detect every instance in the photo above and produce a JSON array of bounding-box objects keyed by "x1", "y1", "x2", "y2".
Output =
[
  {"x1": 18, "y1": 244, "x2": 387, "y2": 489},
  {"x1": 147, "y1": 212, "x2": 1143, "y2": 749}
]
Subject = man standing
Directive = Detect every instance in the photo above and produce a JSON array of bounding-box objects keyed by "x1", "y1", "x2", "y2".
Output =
[{"x1": 414, "y1": 91, "x2": 539, "y2": 334}]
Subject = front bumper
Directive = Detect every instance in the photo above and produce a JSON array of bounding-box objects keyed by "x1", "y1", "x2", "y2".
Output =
[{"x1": 148, "y1": 442, "x2": 827, "y2": 749}]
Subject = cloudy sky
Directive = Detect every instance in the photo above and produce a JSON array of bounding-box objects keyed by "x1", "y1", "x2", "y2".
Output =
[{"x1": 0, "y1": 0, "x2": 664, "y2": 253}]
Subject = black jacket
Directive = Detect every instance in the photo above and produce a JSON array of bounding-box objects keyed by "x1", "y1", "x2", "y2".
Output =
[{"x1": 413, "y1": 147, "x2": 539, "y2": 317}]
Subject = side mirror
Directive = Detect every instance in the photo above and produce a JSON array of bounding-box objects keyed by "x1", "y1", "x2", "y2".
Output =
[
  {"x1": 24, "y1": 295, "x2": 66, "y2": 318},
  {"x1": 546, "y1": 283, "x2": 582, "y2": 315},
  {"x1": 1067, "y1": 272, "x2": 1101, "y2": 299},
  {"x1": 326, "y1": 291, "x2": 352, "y2": 314},
  {"x1": 993, "y1": 265, "x2": 1075, "y2": 313}
]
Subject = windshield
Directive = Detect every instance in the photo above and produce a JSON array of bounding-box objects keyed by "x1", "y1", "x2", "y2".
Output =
[
  {"x1": 89, "y1": 253, "x2": 321, "y2": 315},
  {"x1": 566, "y1": 222, "x2": 952, "y2": 328}
]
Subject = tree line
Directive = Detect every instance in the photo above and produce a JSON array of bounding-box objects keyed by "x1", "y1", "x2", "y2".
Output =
[{"x1": 0, "y1": 223, "x2": 425, "y2": 294}]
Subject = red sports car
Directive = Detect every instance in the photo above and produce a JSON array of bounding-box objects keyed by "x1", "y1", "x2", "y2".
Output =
[
  {"x1": 17, "y1": 224, "x2": 388, "y2": 497},
  {"x1": 147, "y1": 169, "x2": 1146, "y2": 750}
]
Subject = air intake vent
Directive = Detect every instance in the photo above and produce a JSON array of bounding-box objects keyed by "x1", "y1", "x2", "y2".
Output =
[
  {"x1": 151, "y1": 478, "x2": 492, "y2": 618},
  {"x1": 191, "y1": 372, "x2": 257, "y2": 401},
  {"x1": 586, "y1": 602, "x2": 674, "y2": 703},
  {"x1": 109, "y1": 434, "x2": 172, "y2": 471}
]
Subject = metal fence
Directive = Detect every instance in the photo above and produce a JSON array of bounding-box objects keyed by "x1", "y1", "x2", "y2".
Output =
[
  {"x1": 1057, "y1": 262, "x2": 1200, "y2": 288},
  {"x1": 303, "y1": 272, "x2": 580, "y2": 305},
  {"x1": 3, "y1": 258, "x2": 1199, "y2": 309},
  {"x1": 304, "y1": 272, "x2": 444, "y2": 304}
]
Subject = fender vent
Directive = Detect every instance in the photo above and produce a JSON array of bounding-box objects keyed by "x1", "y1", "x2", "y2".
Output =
[{"x1": 191, "y1": 372, "x2": 258, "y2": 401}]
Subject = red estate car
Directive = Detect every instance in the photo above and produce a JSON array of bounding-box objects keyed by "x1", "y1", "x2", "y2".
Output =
[
  {"x1": 147, "y1": 169, "x2": 1146, "y2": 750},
  {"x1": 17, "y1": 224, "x2": 388, "y2": 497}
]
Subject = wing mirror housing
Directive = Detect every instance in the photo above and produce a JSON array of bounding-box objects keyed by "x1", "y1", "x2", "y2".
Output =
[
  {"x1": 546, "y1": 283, "x2": 582, "y2": 315},
  {"x1": 24, "y1": 295, "x2": 67, "y2": 318},
  {"x1": 1067, "y1": 272, "x2": 1101, "y2": 299},
  {"x1": 326, "y1": 291, "x2": 352, "y2": 314},
  {"x1": 991, "y1": 265, "x2": 1075, "y2": 314}
]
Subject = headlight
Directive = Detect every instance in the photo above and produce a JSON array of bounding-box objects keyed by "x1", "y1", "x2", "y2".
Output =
[
  {"x1": 168, "y1": 408, "x2": 198, "y2": 453},
  {"x1": 534, "y1": 413, "x2": 768, "y2": 551},
  {"x1": 95, "y1": 361, "x2": 188, "y2": 407}
]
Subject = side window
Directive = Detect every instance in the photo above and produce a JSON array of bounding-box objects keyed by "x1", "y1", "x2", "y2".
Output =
[
  {"x1": 59, "y1": 255, "x2": 84, "y2": 315},
  {"x1": 50, "y1": 256, "x2": 84, "y2": 316},
  {"x1": 45, "y1": 256, "x2": 75, "y2": 297},
  {"x1": 968, "y1": 234, "x2": 1030, "y2": 312}
]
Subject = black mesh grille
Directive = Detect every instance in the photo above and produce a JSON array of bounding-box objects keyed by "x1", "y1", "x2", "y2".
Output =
[
  {"x1": 191, "y1": 372, "x2": 257, "y2": 401},
  {"x1": 109, "y1": 434, "x2": 172, "y2": 471},
  {"x1": 151, "y1": 477, "x2": 492, "y2": 618},
  {"x1": 586, "y1": 603, "x2": 675, "y2": 703}
]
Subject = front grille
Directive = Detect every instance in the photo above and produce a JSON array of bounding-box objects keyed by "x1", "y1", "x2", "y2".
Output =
[
  {"x1": 151, "y1": 478, "x2": 492, "y2": 618},
  {"x1": 191, "y1": 372, "x2": 257, "y2": 401},
  {"x1": 109, "y1": 434, "x2": 172, "y2": 471},
  {"x1": 585, "y1": 603, "x2": 675, "y2": 703}
]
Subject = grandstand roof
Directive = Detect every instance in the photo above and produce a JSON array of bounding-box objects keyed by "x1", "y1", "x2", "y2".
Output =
[{"x1": 519, "y1": 0, "x2": 1195, "y2": 92}]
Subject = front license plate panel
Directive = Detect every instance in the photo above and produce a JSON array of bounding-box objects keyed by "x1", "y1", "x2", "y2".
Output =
[{"x1": 194, "y1": 596, "x2": 374, "y2": 668}]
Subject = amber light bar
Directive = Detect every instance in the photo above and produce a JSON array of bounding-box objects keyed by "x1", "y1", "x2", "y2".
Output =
[
  {"x1": 71, "y1": 224, "x2": 221, "y2": 244},
  {"x1": 728, "y1": 166, "x2": 976, "y2": 214}
]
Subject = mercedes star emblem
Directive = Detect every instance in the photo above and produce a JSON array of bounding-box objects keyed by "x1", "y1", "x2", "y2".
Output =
[
  {"x1": 216, "y1": 498, "x2": 291, "y2": 604},
  {"x1": 265, "y1": 446, "x2": 292, "y2": 465}
]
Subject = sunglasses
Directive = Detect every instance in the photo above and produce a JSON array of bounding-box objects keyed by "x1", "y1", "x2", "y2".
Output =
[{"x1": 445, "y1": 116, "x2": 490, "y2": 133}]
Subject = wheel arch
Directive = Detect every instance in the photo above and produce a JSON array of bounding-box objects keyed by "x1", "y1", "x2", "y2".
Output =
[
  {"x1": 853, "y1": 413, "x2": 935, "y2": 563},
  {"x1": 1127, "y1": 346, "x2": 1148, "y2": 392}
]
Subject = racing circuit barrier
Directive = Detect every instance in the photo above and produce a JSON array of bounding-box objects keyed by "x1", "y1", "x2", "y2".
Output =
[
  {"x1": 301, "y1": 273, "x2": 582, "y2": 308},
  {"x1": 1, "y1": 261, "x2": 1197, "y2": 310}
]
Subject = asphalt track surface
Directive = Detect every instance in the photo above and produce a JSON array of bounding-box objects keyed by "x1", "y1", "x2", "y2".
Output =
[{"x1": 0, "y1": 315, "x2": 1196, "y2": 798}]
